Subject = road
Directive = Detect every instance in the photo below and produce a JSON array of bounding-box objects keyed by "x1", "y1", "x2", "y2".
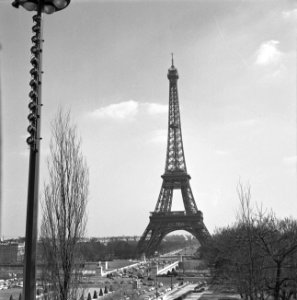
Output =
[
  {"x1": 163, "y1": 283, "x2": 197, "y2": 300},
  {"x1": 183, "y1": 290, "x2": 206, "y2": 300}
]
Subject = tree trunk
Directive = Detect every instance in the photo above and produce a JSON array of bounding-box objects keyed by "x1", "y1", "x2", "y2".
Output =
[{"x1": 274, "y1": 261, "x2": 282, "y2": 300}]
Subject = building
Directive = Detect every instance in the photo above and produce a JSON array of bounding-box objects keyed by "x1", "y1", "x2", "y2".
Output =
[{"x1": 0, "y1": 242, "x2": 25, "y2": 264}]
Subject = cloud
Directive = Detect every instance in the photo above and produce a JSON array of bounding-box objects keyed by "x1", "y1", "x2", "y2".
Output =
[
  {"x1": 90, "y1": 100, "x2": 139, "y2": 120},
  {"x1": 255, "y1": 40, "x2": 283, "y2": 66},
  {"x1": 267, "y1": 64, "x2": 287, "y2": 80},
  {"x1": 90, "y1": 101, "x2": 167, "y2": 121},
  {"x1": 144, "y1": 103, "x2": 168, "y2": 115},
  {"x1": 282, "y1": 9, "x2": 297, "y2": 21}
]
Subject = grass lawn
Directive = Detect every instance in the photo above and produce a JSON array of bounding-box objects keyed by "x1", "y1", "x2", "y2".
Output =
[
  {"x1": 107, "y1": 259, "x2": 138, "y2": 270},
  {"x1": 0, "y1": 288, "x2": 22, "y2": 300},
  {"x1": 199, "y1": 285, "x2": 241, "y2": 300}
]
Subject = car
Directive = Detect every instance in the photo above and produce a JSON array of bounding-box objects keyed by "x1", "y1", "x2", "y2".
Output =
[{"x1": 194, "y1": 287, "x2": 205, "y2": 293}]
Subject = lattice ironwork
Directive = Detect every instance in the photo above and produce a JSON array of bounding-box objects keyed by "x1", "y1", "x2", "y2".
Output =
[
  {"x1": 137, "y1": 212, "x2": 209, "y2": 257},
  {"x1": 165, "y1": 64, "x2": 186, "y2": 173},
  {"x1": 137, "y1": 58, "x2": 210, "y2": 257}
]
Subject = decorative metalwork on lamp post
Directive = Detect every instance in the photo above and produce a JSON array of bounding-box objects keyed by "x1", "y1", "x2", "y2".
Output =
[{"x1": 11, "y1": 1, "x2": 71, "y2": 300}]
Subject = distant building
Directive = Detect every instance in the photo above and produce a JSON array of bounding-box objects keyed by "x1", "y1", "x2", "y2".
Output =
[
  {"x1": 0, "y1": 242, "x2": 25, "y2": 264},
  {"x1": 83, "y1": 236, "x2": 140, "y2": 245}
]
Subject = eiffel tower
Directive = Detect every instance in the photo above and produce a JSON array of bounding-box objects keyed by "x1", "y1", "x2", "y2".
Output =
[{"x1": 137, "y1": 57, "x2": 210, "y2": 257}]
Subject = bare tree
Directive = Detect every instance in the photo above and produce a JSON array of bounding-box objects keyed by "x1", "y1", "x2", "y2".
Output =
[
  {"x1": 40, "y1": 110, "x2": 89, "y2": 300},
  {"x1": 256, "y1": 216, "x2": 297, "y2": 300},
  {"x1": 201, "y1": 181, "x2": 297, "y2": 300},
  {"x1": 236, "y1": 182, "x2": 262, "y2": 300}
]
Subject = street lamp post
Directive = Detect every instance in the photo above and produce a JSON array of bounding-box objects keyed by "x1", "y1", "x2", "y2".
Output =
[
  {"x1": 11, "y1": 1, "x2": 71, "y2": 300},
  {"x1": 155, "y1": 275, "x2": 158, "y2": 299}
]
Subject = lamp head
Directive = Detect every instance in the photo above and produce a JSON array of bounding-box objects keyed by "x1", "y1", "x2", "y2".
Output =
[
  {"x1": 11, "y1": 1, "x2": 19, "y2": 8},
  {"x1": 12, "y1": 0, "x2": 71, "y2": 14}
]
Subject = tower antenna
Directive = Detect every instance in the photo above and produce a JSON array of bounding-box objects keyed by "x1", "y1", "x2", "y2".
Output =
[{"x1": 171, "y1": 53, "x2": 174, "y2": 67}]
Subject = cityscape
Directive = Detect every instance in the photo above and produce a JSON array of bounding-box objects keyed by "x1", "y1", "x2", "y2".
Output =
[{"x1": 0, "y1": 1, "x2": 296, "y2": 300}]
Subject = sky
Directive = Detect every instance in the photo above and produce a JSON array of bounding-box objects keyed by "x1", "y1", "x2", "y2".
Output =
[{"x1": 0, "y1": 0, "x2": 296, "y2": 239}]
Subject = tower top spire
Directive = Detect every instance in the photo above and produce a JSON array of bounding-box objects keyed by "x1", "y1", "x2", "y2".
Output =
[{"x1": 168, "y1": 53, "x2": 179, "y2": 80}]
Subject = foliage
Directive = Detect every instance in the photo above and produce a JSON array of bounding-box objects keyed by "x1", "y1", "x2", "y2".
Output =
[
  {"x1": 79, "y1": 234, "x2": 196, "y2": 261},
  {"x1": 12, "y1": 233, "x2": 199, "y2": 263},
  {"x1": 79, "y1": 240, "x2": 137, "y2": 260},
  {"x1": 201, "y1": 183, "x2": 297, "y2": 300}
]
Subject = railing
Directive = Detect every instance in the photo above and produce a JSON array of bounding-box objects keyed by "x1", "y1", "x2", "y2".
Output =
[
  {"x1": 150, "y1": 211, "x2": 202, "y2": 217},
  {"x1": 150, "y1": 211, "x2": 186, "y2": 216},
  {"x1": 156, "y1": 260, "x2": 180, "y2": 275}
]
